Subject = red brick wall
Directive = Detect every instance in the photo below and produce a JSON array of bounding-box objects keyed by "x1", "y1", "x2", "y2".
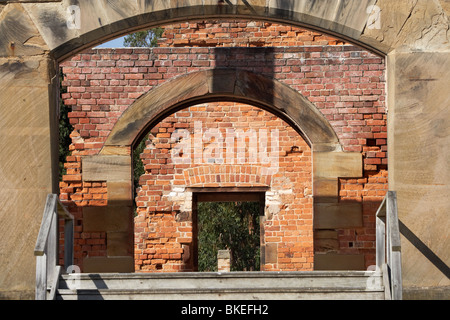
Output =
[
  {"x1": 134, "y1": 102, "x2": 313, "y2": 272},
  {"x1": 61, "y1": 46, "x2": 386, "y2": 156},
  {"x1": 59, "y1": 21, "x2": 387, "y2": 271},
  {"x1": 158, "y1": 20, "x2": 345, "y2": 47}
]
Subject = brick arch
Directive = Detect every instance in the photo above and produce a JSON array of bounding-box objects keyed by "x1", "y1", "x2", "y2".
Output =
[
  {"x1": 83, "y1": 67, "x2": 364, "y2": 273},
  {"x1": 100, "y1": 68, "x2": 341, "y2": 155},
  {"x1": 183, "y1": 165, "x2": 272, "y2": 188}
]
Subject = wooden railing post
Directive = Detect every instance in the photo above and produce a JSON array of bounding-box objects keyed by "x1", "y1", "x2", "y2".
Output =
[
  {"x1": 375, "y1": 191, "x2": 402, "y2": 300},
  {"x1": 47, "y1": 209, "x2": 58, "y2": 287},
  {"x1": 35, "y1": 194, "x2": 74, "y2": 300},
  {"x1": 376, "y1": 216, "x2": 385, "y2": 269},
  {"x1": 35, "y1": 254, "x2": 47, "y2": 300},
  {"x1": 64, "y1": 218, "x2": 74, "y2": 271},
  {"x1": 386, "y1": 191, "x2": 402, "y2": 300}
]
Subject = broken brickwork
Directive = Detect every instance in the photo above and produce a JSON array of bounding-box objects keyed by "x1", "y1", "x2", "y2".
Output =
[{"x1": 59, "y1": 20, "x2": 387, "y2": 272}]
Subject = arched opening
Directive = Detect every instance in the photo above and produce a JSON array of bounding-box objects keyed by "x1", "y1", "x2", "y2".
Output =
[
  {"x1": 3, "y1": 0, "x2": 449, "y2": 301},
  {"x1": 58, "y1": 18, "x2": 387, "y2": 274},
  {"x1": 133, "y1": 101, "x2": 313, "y2": 272},
  {"x1": 51, "y1": 1, "x2": 386, "y2": 62}
]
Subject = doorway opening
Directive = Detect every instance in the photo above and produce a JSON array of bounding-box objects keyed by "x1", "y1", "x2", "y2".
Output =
[{"x1": 192, "y1": 191, "x2": 265, "y2": 272}]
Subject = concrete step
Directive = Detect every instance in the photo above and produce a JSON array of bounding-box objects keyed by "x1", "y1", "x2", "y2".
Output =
[
  {"x1": 56, "y1": 271, "x2": 385, "y2": 300},
  {"x1": 56, "y1": 287, "x2": 385, "y2": 300}
]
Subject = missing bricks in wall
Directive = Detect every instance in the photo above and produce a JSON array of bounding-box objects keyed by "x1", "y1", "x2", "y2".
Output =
[
  {"x1": 286, "y1": 146, "x2": 303, "y2": 155},
  {"x1": 59, "y1": 20, "x2": 387, "y2": 273}
]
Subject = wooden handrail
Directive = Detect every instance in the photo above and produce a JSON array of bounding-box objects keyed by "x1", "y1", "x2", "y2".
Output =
[
  {"x1": 35, "y1": 192, "x2": 401, "y2": 299},
  {"x1": 34, "y1": 194, "x2": 74, "y2": 300},
  {"x1": 376, "y1": 191, "x2": 403, "y2": 300}
]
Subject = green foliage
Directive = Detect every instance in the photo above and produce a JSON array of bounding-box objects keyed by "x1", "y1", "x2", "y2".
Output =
[
  {"x1": 123, "y1": 28, "x2": 165, "y2": 48},
  {"x1": 125, "y1": 27, "x2": 164, "y2": 210},
  {"x1": 133, "y1": 135, "x2": 148, "y2": 196},
  {"x1": 59, "y1": 70, "x2": 73, "y2": 181},
  {"x1": 198, "y1": 202, "x2": 261, "y2": 272}
]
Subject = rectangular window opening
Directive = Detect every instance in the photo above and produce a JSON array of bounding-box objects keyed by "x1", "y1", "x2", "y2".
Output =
[{"x1": 192, "y1": 191, "x2": 265, "y2": 272}]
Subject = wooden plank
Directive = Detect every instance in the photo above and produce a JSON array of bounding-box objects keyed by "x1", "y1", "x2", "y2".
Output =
[
  {"x1": 57, "y1": 199, "x2": 74, "y2": 220},
  {"x1": 376, "y1": 217, "x2": 385, "y2": 268},
  {"x1": 375, "y1": 194, "x2": 387, "y2": 217},
  {"x1": 48, "y1": 265, "x2": 62, "y2": 301},
  {"x1": 34, "y1": 194, "x2": 57, "y2": 256},
  {"x1": 35, "y1": 254, "x2": 47, "y2": 300},
  {"x1": 391, "y1": 252, "x2": 403, "y2": 300},
  {"x1": 64, "y1": 219, "x2": 74, "y2": 271},
  {"x1": 387, "y1": 191, "x2": 402, "y2": 300},
  {"x1": 46, "y1": 211, "x2": 58, "y2": 283},
  {"x1": 382, "y1": 264, "x2": 392, "y2": 300},
  {"x1": 387, "y1": 191, "x2": 401, "y2": 251}
]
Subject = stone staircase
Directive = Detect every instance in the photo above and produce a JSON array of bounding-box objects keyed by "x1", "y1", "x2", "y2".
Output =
[{"x1": 55, "y1": 270, "x2": 386, "y2": 300}]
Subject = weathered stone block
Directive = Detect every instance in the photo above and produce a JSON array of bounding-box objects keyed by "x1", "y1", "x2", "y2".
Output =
[
  {"x1": 315, "y1": 253, "x2": 365, "y2": 271},
  {"x1": 265, "y1": 243, "x2": 278, "y2": 264},
  {"x1": 83, "y1": 206, "x2": 132, "y2": 232},
  {"x1": 107, "y1": 232, "x2": 132, "y2": 257},
  {"x1": 314, "y1": 202, "x2": 363, "y2": 229},
  {"x1": 315, "y1": 230, "x2": 339, "y2": 252},
  {"x1": 313, "y1": 152, "x2": 363, "y2": 179},
  {"x1": 313, "y1": 178, "x2": 338, "y2": 200},
  {"x1": 108, "y1": 181, "x2": 133, "y2": 206},
  {"x1": 82, "y1": 155, "x2": 131, "y2": 182}
]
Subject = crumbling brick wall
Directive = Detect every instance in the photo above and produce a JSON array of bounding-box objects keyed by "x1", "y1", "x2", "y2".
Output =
[
  {"x1": 134, "y1": 101, "x2": 313, "y2": 272},
  {"x1": 157, "y1": 20, "x2": 345, "y2": 48},
  {"x1": 59, "y1": 20, "x2": 387, "y2": 272}
]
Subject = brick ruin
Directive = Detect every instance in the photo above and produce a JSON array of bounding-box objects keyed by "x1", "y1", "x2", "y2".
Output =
[{"x1": 59, "y1": 20, "x2": 387, "y2": 273}]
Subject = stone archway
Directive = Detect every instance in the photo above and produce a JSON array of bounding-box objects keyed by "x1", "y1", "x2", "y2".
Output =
[
  {"x1": 0, "y1": 0, "x2": 448, "y2": 299},
  {"x1": 79, "y1": 68, "x2": 362, "y2": 272},
  {"x1": 47, "y1": 0, "x2": 384, "y2": 60}
]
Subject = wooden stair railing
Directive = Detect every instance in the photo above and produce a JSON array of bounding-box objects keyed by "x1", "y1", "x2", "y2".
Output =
[
  {"x1": 34, "y1": 192, "x2": 402, "y2": 300},
  {"x1": 34, "y1": 194, "x2": 74, "y2": 300},
  {"x1": 376, "y1": 191, "x2": 403, "y2": 300}
]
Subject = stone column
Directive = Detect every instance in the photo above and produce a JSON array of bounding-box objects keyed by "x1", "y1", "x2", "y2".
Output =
[
  {"x1": 0, "y1": 54, "x2": 59, "y2": 299},
  {"x1": 387, "y1": 50, "x2": 450, "y2": 298}
]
